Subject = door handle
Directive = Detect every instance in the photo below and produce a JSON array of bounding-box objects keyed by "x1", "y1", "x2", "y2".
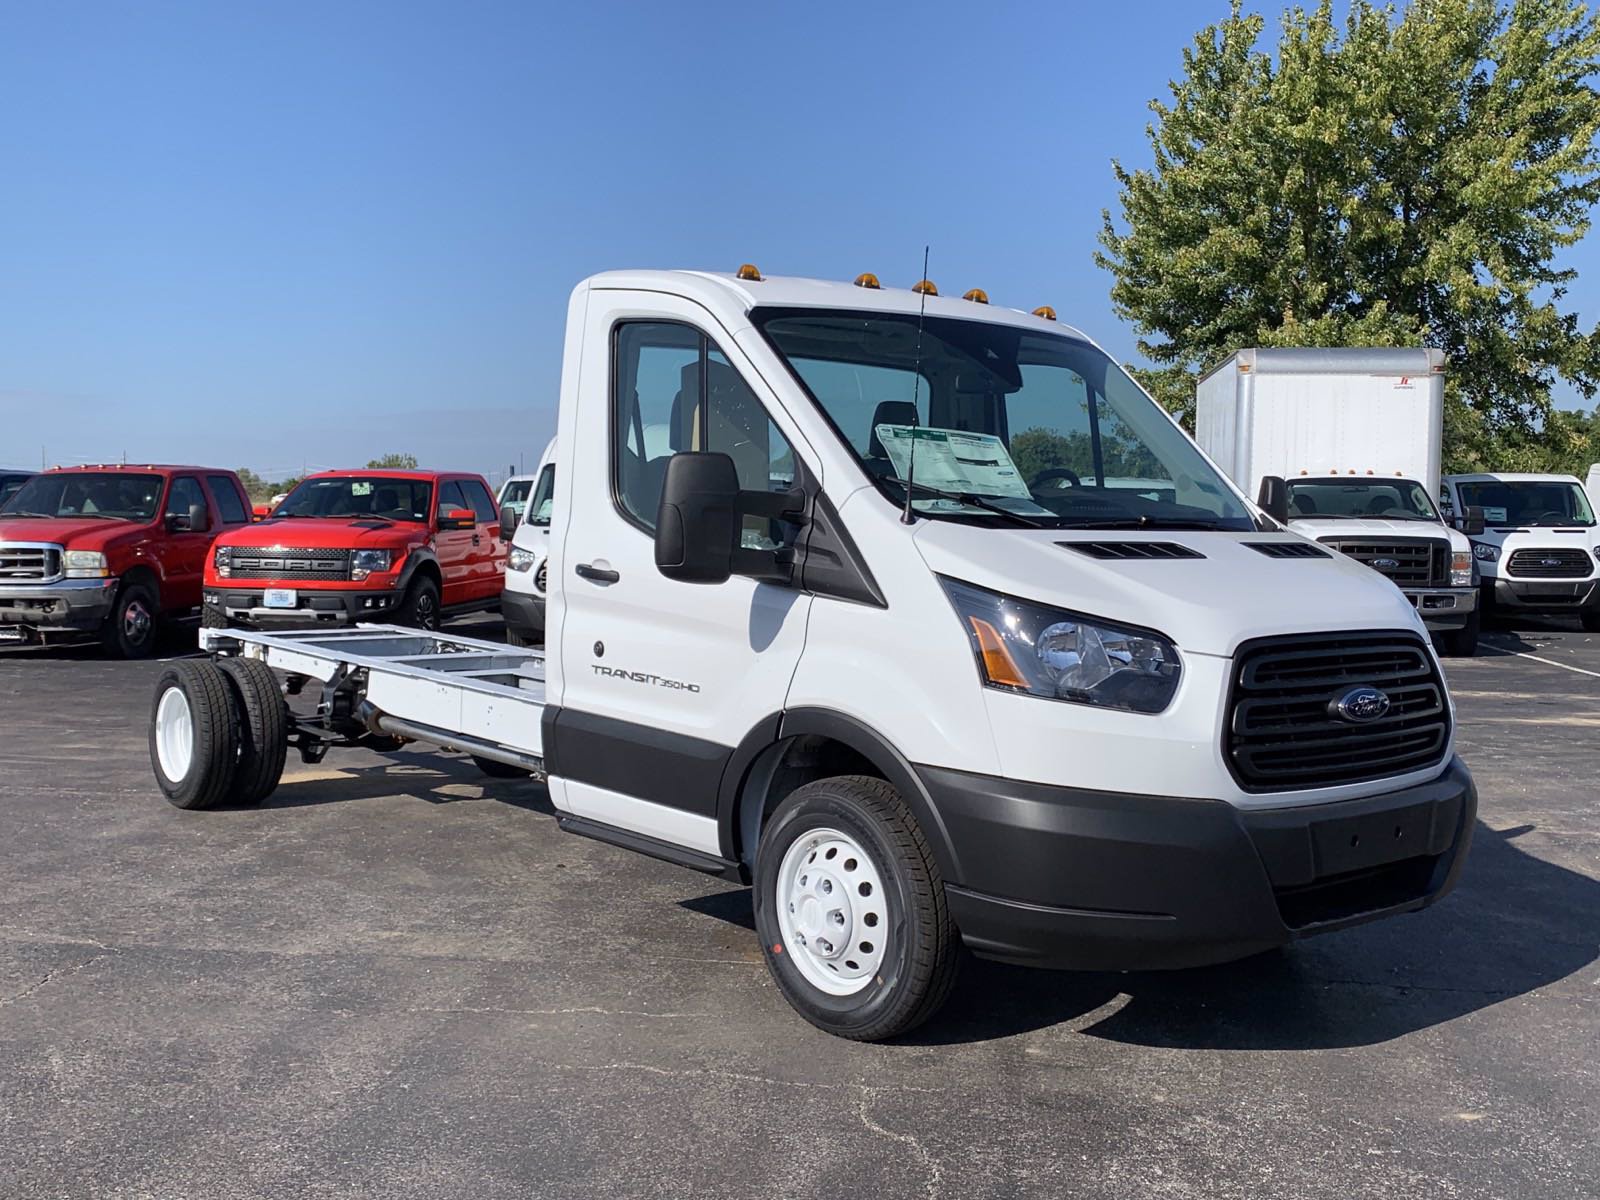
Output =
[{"x1": 575, "y1": 562, "x2": 620, "y2": 584}]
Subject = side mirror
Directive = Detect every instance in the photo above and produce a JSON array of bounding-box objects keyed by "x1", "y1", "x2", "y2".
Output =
[
  {"x1": 439, "y1": 508, "x2": 476, "y2": 531},
  {"x1": 252, "y1": 504, "x2": 272, "y2": 522},
  {"x1": 499, "y1": 503, "x2": 520, "y2": 539},
  {"x1": 1461, "y1": 505, "x2": 1485, "y2": 536},
  {"x1": 655, "y1": 452, "x2": 739, "y2": 584},
  {"x1": 1256, "y1": 475, "x2": 1290, "y2": 525},
  {"x1": 167, "y1": 503, "x2": 207, "y2": 532}
]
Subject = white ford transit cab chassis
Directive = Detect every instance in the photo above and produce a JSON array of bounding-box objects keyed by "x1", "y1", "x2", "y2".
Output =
[{"x1": 151, "y1": 268, "x2": 1477, "y2": 1040}]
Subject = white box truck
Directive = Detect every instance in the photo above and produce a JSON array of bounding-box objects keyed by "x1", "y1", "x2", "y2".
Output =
[
  {"x1": 148, "y1": 269, "x2": 1476, "y2": 1040},
  {"x1": 1196, "y1": 348, "x2": 1480, "y2": 655}
]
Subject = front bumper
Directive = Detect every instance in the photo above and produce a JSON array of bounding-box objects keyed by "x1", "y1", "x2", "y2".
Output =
[
  {"x1": 921, "y1": 756, "x2": 1476, "y2": 971},
  {"x1": 1482, "y1": 577, "x2": 1600, "y2": 612},
  {"x1": 500, "y1": 588, "x2": 545, "y2": 637},
  {"x1": 207, "y1": 586, "x2": 404, "y2": 628},
  {"x1": 1404, "y1": 586, "x2": 1476, "y2": 631},
  {"x1": 0, "y1": 578, "x2": 119, "y2": 636}
]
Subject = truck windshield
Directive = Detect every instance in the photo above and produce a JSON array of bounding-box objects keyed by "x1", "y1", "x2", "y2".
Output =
[
  {"x1": 1456, "y1": 480, "x2": 1596, "y2": 527},
  {"x1": 752, "y1": 308, "x2": 1253, "y2": 530},
  {"x1": 500, "y1": 479, "x2": 533, "y2": 508},
  {"x1": 1287, "y1": 478, "x2": 1439, "y2": 522},
  {"x1": 1, "y1": 472, "x2": 162, "y2": 521},
  {"x1": 277, "y1": 477, "x2": 433, "y2": 523}
]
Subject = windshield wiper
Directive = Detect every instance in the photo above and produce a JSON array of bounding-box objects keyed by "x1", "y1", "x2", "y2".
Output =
[
  {"x1": 894, "y1": 480, "x2": 1046, "y2": 529},
  {"x1": 2, "y1": 511, "x2": 50, "y2": 518},
  {"x1": 1056, "y1": 515, "x2": 1227, "y2": 530}
]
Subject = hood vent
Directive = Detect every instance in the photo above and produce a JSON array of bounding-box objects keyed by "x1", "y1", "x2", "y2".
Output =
[
  {"x1": 1059, "y1": 541, "x2": 1205, "y2": 561},
  {"x1": 1245, "y1": 541, "x2": 1330, "y2": 559}
]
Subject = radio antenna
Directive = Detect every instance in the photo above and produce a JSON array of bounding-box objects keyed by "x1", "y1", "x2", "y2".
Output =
[{"x1": 901, "y1": 244, "x2": 930, "y2": 526}]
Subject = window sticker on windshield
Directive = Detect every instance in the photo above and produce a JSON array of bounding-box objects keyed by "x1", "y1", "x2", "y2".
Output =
[
  {"x1": 874, "y1": 426, "x2": 1032, "y2": 499},
  {"x1": 351, "y1": 482, "x2": 372, "y2": 497},
  {"x1": 1483, "y1": 506, "x2": 1507, "y2": 523}
]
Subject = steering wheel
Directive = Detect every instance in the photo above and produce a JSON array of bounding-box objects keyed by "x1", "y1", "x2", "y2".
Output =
[
  {"x1": 1530, "y1": 511, "x2": 1567, "y2": 524},
  {"x1": 1030, "y1": 467, "x2": 1082, "y2": 491}
]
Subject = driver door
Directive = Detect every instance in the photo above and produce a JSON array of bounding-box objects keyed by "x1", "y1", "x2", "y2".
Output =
[{"x1": 160, "y1": 475, "x2": 214, "y2": 610}]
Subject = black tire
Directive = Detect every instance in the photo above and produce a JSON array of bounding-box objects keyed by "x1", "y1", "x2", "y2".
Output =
[
  {"x1": 201, "y1": 601, "x2": 229, "y2": 629},
  {"x1": 218, "y1": 657, "x2": 289, "y2": 805},
  {"x1": 752, "y1": 775, "x2": 960, "y2": 1041},
  {"x1": 1438, "y1": 609, "x2": 1480, "y2": 656},
  {"x1": 149, "y1": 660, "x2": 240, "y2": 810},
  {"x1": 471, "y1": 754, "x2": 534, "y2": 779},
  {"x1": 1582, "y1": 608, "x2": 1600, "y2": 633},
  {"x1": 101, "y1": 578, "x2": 160, "y2": 659},
  {"x1": 395, "y1": 574, "x2": 441, "y2": 631}
]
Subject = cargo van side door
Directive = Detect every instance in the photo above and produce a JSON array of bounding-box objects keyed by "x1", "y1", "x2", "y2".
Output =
[{"x1": 549, "y1": 291, "x2": 814, "y2": 858}]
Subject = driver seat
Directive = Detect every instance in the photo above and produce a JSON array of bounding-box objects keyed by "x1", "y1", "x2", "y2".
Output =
[{"x1": 865, "y1": 400, "x2": 919, "y2": 477}]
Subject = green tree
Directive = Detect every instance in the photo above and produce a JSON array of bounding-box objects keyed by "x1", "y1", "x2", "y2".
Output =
[
  {"x1": 366, "y1": 453, "x2": 419, "y2": 469},
  {"x1": 1097, "y1": 0, "x2": 1600, "y2": 471},
  {"x1": 235, "y1": 467, "x2": 268, "y2": 500}
]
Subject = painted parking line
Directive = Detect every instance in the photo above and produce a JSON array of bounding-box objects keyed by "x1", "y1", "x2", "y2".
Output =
[{"x1": 1478, "y1": 647, "x2": 1600, "y2": 680}]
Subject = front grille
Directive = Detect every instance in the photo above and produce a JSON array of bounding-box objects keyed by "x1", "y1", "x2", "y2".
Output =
[
  {"x1": 0, "y1": 543, "x2": 63, "y2": 583},
  {"x1": 1318, "y1": 538, "x2": 1444, "y2": 587},
  {"x1": 226, "y1": 547, "x2": 350, "y2": 581},
  {"x1": 1506, "y1": 548, "x2": 1593, "y2": 578},
  {"x1": 1058, "y1": 541, "x2": 1204, "y2": 560},
  {"x1": 1227, "y1": 631, "x2": 1450, "y2": 792}
]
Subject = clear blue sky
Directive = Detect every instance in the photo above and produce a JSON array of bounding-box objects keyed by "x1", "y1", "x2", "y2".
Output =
[{"x1": 3, "y1": 1, "x2": 1597, "y2": 485}]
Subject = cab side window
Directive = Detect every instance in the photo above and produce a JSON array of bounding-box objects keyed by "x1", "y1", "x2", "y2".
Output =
[
  {"x1": 436, "y1": 480, "x2": 469, "y2": 522},
  {"x1": 206, "y1": 475, "x2": 249, "y2": 525},
  {"x1": 165, "y1": 476, "x2": 210, "y2": 530},
  {"x1": 613, "y1": 323, "x2": 798, "y2": 551},
  {"x1": 463, "y1": 479, "x2": 498, "y2": 524}
]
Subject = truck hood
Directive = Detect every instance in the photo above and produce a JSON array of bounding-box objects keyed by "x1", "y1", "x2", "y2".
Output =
[
  {"x1": 912, "y1": 523, "x2": 1424, "y2": 657},
  {"x1": 1289, "y1": 517, "x2": 1467, "y2": 551},
  {"x1": 0, "y1": 516, "x2": 148, "y2": 550},
  {"x1": 219, "y1": 518, "x2": 424, "y2": 549}
]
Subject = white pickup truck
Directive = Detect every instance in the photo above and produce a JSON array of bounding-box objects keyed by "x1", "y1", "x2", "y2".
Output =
[{"x1": 148, "y1": 267, "x2": 1477, "y2": 1040}]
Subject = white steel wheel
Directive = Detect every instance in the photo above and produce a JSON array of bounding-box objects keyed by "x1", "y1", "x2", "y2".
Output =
[
  {"x1": 154, "y1": 686, "x2": 195, "y2": 782},
  {"x1": 774, "y1": 827, "x2": 888, "y2": 996}
]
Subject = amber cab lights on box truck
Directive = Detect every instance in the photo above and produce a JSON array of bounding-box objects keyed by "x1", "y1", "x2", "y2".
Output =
[
  {"x1": 203, "y1": 469, "x2": 508, "y2": 630},
  {"x1": 152, "y1": 267, "x2": 1477, "y2": 1040}
]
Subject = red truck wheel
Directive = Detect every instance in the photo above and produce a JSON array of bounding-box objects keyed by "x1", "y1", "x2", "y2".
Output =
[{"x1": 101, "y1": 580, "x2": 159, "y2": 659}]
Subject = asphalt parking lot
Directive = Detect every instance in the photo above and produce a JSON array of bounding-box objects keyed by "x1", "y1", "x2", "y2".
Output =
[{"x1": 2, "y1": 616, "x2": 1597, "y2": 1199}]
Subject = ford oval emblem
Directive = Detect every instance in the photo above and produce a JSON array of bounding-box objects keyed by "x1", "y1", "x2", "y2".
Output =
[
  {"x1": 1371, "y1": 558, "x2": 1400, "y2": 569},
  {"x1": 1333, "y1": 686, "x2": 1391, "y2": 723}
]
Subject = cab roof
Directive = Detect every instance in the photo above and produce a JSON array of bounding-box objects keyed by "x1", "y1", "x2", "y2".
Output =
[
  {"x1": 45, "y1": 464, "x2": 230, "y2": 475},
  {"x1": 581, "y1": 269, "x2": 1094, "y2": 342},
  {"x1": 1445, "y1": 472, "x2": 1584, "y2": 485},
  {"x1": 302, "y1": 469, "x2": 462, "y2": 482}
]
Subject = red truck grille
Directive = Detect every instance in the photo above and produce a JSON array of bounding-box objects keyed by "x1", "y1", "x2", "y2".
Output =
[
  {"x1": 0, "y1": 543, "x2": 63, "y2": 583},
  {"x1": 225, "y1": 547, "x2": 351, "y2": 581}
]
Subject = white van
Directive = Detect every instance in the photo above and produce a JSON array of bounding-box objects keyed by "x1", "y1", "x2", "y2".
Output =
[
  {"x1": 500, "y1": 438, "x2": 555, "y2": 646},
  {"x1": 1441, "y1": 472, "x2": 1600, "y2": 628},
  {"x1": 156, "y1": 267, "x2": 1477, "y2": 1040}
]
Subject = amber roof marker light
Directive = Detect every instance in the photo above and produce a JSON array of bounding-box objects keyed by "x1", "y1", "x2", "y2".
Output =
[
  {"x1": 736, "y1": 263, "x2": 763, "y2": 281},
  {"x1": 963, "y1": 288, "x2": 989, "y2": 304},
  {"x1": 854, "y1": 272, "x2": 881, "y2": 289},
  {"x1": 1033, "y1": 305, "x2": 1056, "y2": 321},
  {"x1": 912, "y1": 279, "x2": 939, "y2": 296}
]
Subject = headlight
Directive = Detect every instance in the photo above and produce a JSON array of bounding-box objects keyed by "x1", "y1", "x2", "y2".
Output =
[
  {"x1": 63, "y1": 550, "x2": 109, "y2": 579},
  {"x1": 213, "y1": 545, "x2": 231, "y2": 578},
  {"x1": 1449, "y1": 550, "x2": 1473, "y2": 587},
  {"x1": 507, "y1": 546, "x2": 537, "y2": 573},
  {"x1": 1472, "y1": 542, "x2": 1498, "y2": 561},
  {"x1": 940, "y1": 578, "x2": 1181, "y2": 714},
  {"x1": 349, "y1": 549, "x2": 392, "y2": 581}
]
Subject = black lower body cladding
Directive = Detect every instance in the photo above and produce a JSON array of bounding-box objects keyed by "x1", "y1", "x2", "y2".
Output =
[
  {"x1": 919, "y1": 757, "x2": 1477, "y2": 971},
  {"x1": 1482, "y1": 576, "x2": 1600, "y2": 613}
]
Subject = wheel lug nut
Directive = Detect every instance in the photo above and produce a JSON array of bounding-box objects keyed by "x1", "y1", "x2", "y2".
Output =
[
  {"x1": 820, "y1": 879, "x2": 832, "y2": 894},
  {"x1": 832, "y1": 911, "x2": 845, "y2": 926}
]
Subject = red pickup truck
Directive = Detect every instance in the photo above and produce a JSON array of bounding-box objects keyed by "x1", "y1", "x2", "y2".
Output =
[
  {"x1": 0, "y1": 465, "x2": 253, "y2": 656},
  {"x1": 204, "y1": 469, "x2": 507, "y2": 630}
]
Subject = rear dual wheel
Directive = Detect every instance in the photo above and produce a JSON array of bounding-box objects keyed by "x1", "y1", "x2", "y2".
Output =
[
  {"x1": 752, "y1": 776, "x2": 961, "y2": 1041},
  {"x1": 150, "y1": 658, "x2": 288, "y2": 810}
]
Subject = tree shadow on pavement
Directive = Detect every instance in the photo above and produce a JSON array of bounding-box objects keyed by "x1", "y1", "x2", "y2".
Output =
[{"x1": 899, "y1": 820, "x2": 1596, "y2": 1049}]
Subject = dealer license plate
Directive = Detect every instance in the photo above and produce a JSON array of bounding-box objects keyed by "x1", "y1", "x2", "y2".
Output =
[{"x1": 262, "y1": 589, "x2": 298, "y2": 609}]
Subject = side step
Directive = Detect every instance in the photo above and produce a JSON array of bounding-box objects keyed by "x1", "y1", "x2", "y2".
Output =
[{"x1": 557, "y1": 815, "x2": 746, "y2": 883}]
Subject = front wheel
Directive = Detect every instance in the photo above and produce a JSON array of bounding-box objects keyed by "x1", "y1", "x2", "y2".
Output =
[
  {"x1": 1438, "y1": 609, "x2": 1480, "y2": 656},
  {"x1": 101, "y1": 579, "x2": 159, "y2": 658},
  {"x1": 752, "y1": 775, "x2": 960, "y2": 1041},
  {"x1": 395, "y1": 575, "x2": 441, "y2": 631}
]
